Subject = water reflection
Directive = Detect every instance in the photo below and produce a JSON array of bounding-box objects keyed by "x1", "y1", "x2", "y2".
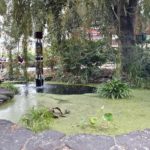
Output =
[
  {"x1": 36, "y1": 84, "x2": 95, "y2": 94},
  {"x1": 24, "y1": 84, "x2": 29, "y2": 96},
  {"x1": 0, "y1": 84, "x2": 38, "y2": 122}
]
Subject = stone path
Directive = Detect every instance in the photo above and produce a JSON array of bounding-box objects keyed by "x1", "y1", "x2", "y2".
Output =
[{"x1": 0, "y1": 120, "x2": 150, "y2": 150}]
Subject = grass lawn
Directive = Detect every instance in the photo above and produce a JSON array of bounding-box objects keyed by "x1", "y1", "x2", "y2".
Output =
[{"x1": 31, "y1": 89, "x2": 150, "y2": 135}]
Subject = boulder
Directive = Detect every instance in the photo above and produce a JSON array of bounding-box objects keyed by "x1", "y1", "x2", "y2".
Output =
[
  {"x1": 0, "y1": 120, "x2": 34, "y2": 150},
  {"x1": 0, "y1": 94, "x2": 10, "y2": 103},
  {"x1": 0, "y1": 88, "x2": 14, "y2": 99},
  {"x1": 0, "y1": 88, "x2": 14, "y2": 104}
]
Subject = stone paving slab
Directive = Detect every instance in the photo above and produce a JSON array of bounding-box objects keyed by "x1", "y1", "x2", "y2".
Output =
[
  {"x1": 0, "y1": 120, "x2": 150, "y2": 150},
  {"x1": 64, "y1": 134, "x2": 115, "y2": 150},
  {"x1": 23, "y1": 130, "x2": 65, "y2": 150},
  {"x1": 115, "y1": 130, "x2": 150, "y2": 150},
  {"x1": 0, "y1": 120, "x2": 34, "y2": 150}
]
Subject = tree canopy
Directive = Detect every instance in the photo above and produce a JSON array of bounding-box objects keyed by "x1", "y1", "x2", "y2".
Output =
[{"x1": 0, "y1": 0, "x2": 150, "y2": 83}]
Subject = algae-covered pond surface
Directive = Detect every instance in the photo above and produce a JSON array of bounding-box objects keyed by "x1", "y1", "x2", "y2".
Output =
[{"x1": 0, "y1": 84, "x2": 150, "y2": 135}]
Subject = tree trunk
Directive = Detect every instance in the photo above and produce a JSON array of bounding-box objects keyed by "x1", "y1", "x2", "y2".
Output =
[
  {"x1": 119, "y1": 0, "x2": 138, "y2": 74},
  {"x1": 23, "y1": 35, "x2": 28, "y2": 83},
  {"x1": 8, "y1": 49, "x2": 13, "y2": 80},
  {"x1": 53, "y1": 13, "x2": 62, "y2": 45}
]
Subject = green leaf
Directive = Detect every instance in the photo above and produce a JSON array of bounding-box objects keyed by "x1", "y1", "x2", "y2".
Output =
[
  {"x1": 89, "y1": 117, "x2": 97, "y2": 125},
  {"x1": 103, "y1": 113, "x2": 113, "y2": 121}
]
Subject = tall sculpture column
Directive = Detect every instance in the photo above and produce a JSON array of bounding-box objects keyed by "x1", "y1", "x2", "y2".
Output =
[{"x1": 35, "y1": 32, "x2": 44, "y2": 87}]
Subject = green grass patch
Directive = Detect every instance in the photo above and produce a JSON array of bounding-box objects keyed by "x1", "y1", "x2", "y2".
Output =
[{"x1": 32, "y1": 89, "x2": 150, "y2": 135}]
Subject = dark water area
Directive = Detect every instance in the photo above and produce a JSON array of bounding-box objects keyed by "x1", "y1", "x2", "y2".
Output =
[{"x1": 36, "y1": 84, "x2": 96, "y2": 95}]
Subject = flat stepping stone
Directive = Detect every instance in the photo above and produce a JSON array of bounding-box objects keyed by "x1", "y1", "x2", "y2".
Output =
[
  {"x1": 115, "y1": 130, "x2": 150, "y2": 149},
  {"x1": 0, "y1": 119, "x2": 14, "y2": 134},
  {"x1": 64, "y1": 134, "x2": 115, "y2": 150},
  {"x1": 0, "y1": 121, "x2": 34, "y2": 150},
  {"x1": 23, "y1": 130, "x2": 65, "y2": 150},
  {"x1": 0, "y1": 120, "x2": 150, "y2": 150}
]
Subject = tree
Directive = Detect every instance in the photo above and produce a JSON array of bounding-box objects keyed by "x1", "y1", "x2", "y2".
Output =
[
  {"x1": 8, "y1": 0, "x2": 150, "y2": 80},
  {"x1": 30, "y1": 0, "x2": 67, "y2": 44},
  {"x1": 0, "y1": 0, "x2": 6, "y2": 15},
  {"x1": 83, "y1": 0, "x2": 139, "y2": 75},
  {"x1": 45, "y1": 0, "x2": 67, "y2": 45},
  {"x1": 2, "y1": 1, "x2": 18, "y2": 80},
  {"x1": 12, "y1": 0, "x2": 32, "y2": 82},
  {"x1": 117, "y1": 0, "x2": 138, "y2": 74}
]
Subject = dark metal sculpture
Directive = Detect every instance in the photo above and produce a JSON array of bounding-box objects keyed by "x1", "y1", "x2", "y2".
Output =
[{"x1": 35, "y1": 32, "x2": 44, "y2": 87}]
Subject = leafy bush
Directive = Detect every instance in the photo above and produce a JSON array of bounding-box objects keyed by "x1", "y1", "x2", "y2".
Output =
[
  {"x1": 97, "y1": 79, "x2": 131, "y2": 99},
  {"x1": 128, "y1": 46, "x2": 150, "y2": 88},
  {"x1": 28, "y1": 52, "x2": 35, "y2": 67},
  {"x1": 0, "y1": 83, "x2": 19, "y2": 94},
  {"x1": 21, "y1": 107, "x2": 54, "y2": 132},
  {"x1": 43, "y1": 47, "x2": 59, "y2": 71},
  {"x1": 53, "y1": 38, "x2": 111, "y2": 83}
]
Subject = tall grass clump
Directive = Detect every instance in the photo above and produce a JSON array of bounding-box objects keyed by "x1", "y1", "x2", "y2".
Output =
[
  {"x1": 97, "y1": 79, "x2": 131, "y2": 99},
  {"x1": 21, "y1": 107, "x2": 54, "y2": 132}
]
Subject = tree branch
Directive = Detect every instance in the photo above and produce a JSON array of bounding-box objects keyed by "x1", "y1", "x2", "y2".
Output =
[{"x1": 111, "y1": 4, "x2": 119, "y2": 22}]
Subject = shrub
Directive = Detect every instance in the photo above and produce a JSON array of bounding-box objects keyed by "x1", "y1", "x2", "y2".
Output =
[
  {"x1": 21, "y1": 107, "x2": 54, "y2": 132},
  {"x1": 128, "y1": 46, "x2": 150, "y2": 88},
  {"x1": 54, "y1": 38, "x2": 110, "y2": 83},
  {"x1": 97, "y1": 79, "x2": 131, "y2": 99},
  {"x1": 0, "y1": 83, "x2": 19, "y2": 94}
]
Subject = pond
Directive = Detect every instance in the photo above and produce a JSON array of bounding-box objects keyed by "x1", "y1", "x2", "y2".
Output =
[
  {"x1": 36, "y1": 84, "x2": 95, "y2": 94},
  {"x1": 0, "y1": 83, "x2": 95, "y2": 123}
]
